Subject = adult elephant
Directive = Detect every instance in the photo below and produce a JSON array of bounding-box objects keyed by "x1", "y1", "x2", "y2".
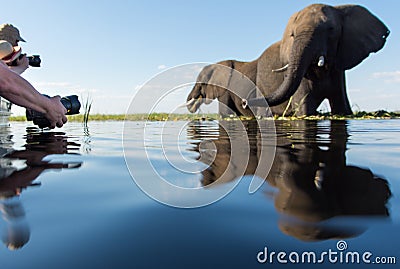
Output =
[
  {"x1": 187, "y1": 4, "x2": 389, "y2": 116},
  {"x1": 186, "y1": 59, "x2": 258, "y2": 117}
]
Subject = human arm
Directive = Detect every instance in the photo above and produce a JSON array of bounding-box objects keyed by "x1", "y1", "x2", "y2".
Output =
[{"x1": 0, "y1": 61, "x2": 67, "y2": 128}]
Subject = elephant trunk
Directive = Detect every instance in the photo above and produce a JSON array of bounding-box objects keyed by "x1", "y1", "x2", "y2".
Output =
[{"x1": 245, "y1": 35, "x2": 315, "y2": 108}]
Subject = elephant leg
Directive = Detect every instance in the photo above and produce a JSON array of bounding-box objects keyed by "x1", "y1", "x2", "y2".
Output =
[
  {"x1": 329, "y1": 91, "x2": 353, "y2": 115},
  {"x1": 254, "y1": 87, "x2": 269, "y2": 117},
  {"x1": 328, "y1": 72, "x2": 352, "y2": 115},
  {"x1": 218, "y1": 92, "x2": 239, "y2": 117},
  {"x1": 330, "y1": 94, "x2": 352, "y2": 115}
]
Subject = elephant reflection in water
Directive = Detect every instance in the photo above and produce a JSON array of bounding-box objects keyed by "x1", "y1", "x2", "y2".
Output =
[
  {"x1": 187, "y1": 120, "x2": 391, "y2": 241},
  {"x1": 187, "y1": 120, "x2": 261, "y2": 186},
  {"x1": 0, "y1": 130, "x2": 82, "y2": 250}
]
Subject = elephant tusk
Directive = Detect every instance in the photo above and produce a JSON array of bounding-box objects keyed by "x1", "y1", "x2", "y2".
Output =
[
  {"x1": 272, "y1": 64, "x2": 289, "y2": 73},
  {"x1": 241, "y1": 99, "x2": 248, "y2": 109},
  {"x1": 186, "y1": 98, "x2": 196, "y2": 106},
  {"x1": 178, "y1": 98, "x2": 196, "y2": 108},
  {"x1": 317, "y1": 56, "x2": 325, "y2": 67}
]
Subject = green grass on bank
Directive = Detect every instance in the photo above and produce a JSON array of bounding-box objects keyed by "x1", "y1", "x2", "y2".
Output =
[
  {"x1": 8, "y1": 110, "x2": 400, "y2": 122},
  {"x1": 274, "y1": 110, "x2": 400, "y2": 120}
]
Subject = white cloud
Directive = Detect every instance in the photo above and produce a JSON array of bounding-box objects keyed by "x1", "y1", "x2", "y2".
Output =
[
  {"x1": 371, "y1": 71, "x2": 400, "y2": 83},
  {"x1": 157, "y1": 64, "x2": 167, "y2": 70}
]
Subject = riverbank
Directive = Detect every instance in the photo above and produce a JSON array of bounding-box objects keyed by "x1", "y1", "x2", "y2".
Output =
[
  {"x1": 9, "y1": 113, "x2": 219, "y2": 122},
  {"x1": 8, "y1": 110, "x2": 400, "y2": 122}
]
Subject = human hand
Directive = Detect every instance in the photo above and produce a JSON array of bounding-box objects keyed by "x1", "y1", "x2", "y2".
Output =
[
  {"x1": 9, "y1": 55, "x2": 29, "y2": 75},
  {"x1": 43, "y1": 96, "x2": 68, "y2": 129}
]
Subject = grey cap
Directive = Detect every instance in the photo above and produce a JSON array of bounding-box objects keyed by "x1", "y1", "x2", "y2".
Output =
[{"x1": 0, "y1": 24, "x2": 26, "y2": 45}]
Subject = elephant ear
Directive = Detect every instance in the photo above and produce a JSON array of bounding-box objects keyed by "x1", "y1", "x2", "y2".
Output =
[
  {"x1": 200, "y1": 61, "x2": 233, "y2": 103},
  {"x1": 336, "y1": 5, "x2": 390, "y2": 70}
]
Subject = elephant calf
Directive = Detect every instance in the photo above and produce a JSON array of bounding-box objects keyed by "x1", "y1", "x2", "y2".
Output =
[{"x1": 187, "y1": 4, "x2": 390, "y2": 116}]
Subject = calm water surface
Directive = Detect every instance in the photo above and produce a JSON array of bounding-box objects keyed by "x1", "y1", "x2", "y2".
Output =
[{"x1": 0, "y1": 120, "x2": 399, "y2": 268}]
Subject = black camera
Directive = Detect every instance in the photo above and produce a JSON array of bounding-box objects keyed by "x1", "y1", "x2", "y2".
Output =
[
  {"x1": 11, "y1": 54, "x2": 41, "y2": 67},
  {"x1": 26, "y1": 55, "x2": 41, "y2": 67},
  {"x1": 26, "y1": 95, "x2": 81, "y2": 128}
]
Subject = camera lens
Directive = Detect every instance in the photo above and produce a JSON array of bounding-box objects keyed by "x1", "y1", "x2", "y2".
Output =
[{"x1": 27, "y1": 55, "x2": 41, "y2": 67}]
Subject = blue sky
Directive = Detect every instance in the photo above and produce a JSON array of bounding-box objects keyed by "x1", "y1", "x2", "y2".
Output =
[{"x1": 2, "y1": 0, "x2": 399, "y2": 115}]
